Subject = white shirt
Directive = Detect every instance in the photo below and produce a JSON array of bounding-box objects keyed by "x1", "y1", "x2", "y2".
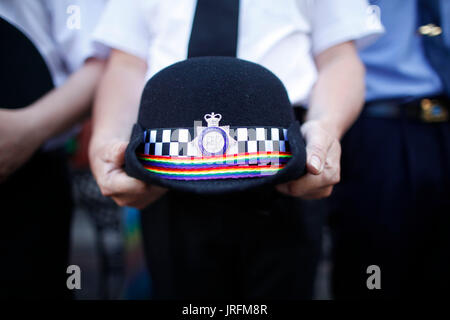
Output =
[
  {"x1": 0, "y1": 0, "x2": 108, "y2": 87},
  {"x1": 94, "y1": 0, "x2": 383, "y2": 105}
]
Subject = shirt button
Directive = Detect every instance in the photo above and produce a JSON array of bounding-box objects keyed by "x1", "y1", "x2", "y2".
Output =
[{"x1": 418, "y1": 23, "x2": 442, "y2": 37}]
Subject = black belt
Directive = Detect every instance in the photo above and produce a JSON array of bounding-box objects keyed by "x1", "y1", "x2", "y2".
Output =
[{"x1": 363, "y1": 97, "x2": 449, "y2": 123}]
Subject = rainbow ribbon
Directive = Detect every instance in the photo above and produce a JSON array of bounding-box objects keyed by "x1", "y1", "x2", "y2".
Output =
[{"x1": 137, "y1": 152, "x2": 292, "y2": 180}]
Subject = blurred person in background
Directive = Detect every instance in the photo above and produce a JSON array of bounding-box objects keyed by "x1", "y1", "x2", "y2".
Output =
[
  {"x1": 0, "y1": 0, "x2": 107, "y2": 299},
  {"x1": 89, "y1": 0, "x2": 382, "y2": 299},
  {"x1": 331, "y1": 0, "x2": 450, "y2": 299}
]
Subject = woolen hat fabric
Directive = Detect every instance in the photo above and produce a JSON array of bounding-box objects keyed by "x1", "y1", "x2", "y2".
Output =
[{"x1": 125, "y1": 57, "x2": 306, "y2": 194}]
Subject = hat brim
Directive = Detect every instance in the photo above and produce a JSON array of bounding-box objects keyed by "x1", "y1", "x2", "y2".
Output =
[{"x1": 125, "y1": 121, "x2": 306, "y2": 195}]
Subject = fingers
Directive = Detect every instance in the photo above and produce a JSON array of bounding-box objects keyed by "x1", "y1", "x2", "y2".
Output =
[
  {"x1": 100, "y1": 166, "x2": 168, "y2": 209},
  {"x1": 90, "y1": 139, "x2": 129, "y2": 190},
  {"x1": 276, "y1": 174, "x2": 336, "y2": 199},
  {"x1": 102, "y1": 168, "x2": 147, "y2": 197},
  {"x1": 91, "y1": 139, "x2": 168, "y2": 209},
  {"x1": 301, "y1": 186, "x2": 334, "y2": 200},
  {"x1": 276, "y1": 172, "x2": 327, "y2": 197},
  {"x1": 301, "y1": 121, "x2": 334, "y2": 175},
  {"x1": 276, "y1": 138, "x2": 341, "y2": 199},
  {"x1": 323, "y1": 138, "x2": 341, "y2": 184},
  {"x1": 111, "y1": 178, "x2": 168, "y2": 209}
]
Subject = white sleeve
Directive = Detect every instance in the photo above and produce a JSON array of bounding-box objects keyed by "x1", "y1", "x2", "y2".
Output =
[
  {"x1": 308, "y1": 0, "x2": 384, "y2": 55},
  {"x1": 92, "y1": 0, "x2": 158, "y2": 61},
  {"x1": 48, "y1": 0, "x2": 108, "y2": 73}
]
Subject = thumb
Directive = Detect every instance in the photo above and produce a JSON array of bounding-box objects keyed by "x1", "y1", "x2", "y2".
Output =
[{"x1": 301, "y1": 124, "x2": 331, "y2": 175}]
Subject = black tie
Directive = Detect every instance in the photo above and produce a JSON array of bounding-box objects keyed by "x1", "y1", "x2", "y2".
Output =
[{"x1": 188, "y1": 0, "x2": 240, "y2": 58}]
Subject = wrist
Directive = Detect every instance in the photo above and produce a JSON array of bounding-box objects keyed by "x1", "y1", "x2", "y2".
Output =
[
  {"x1": 319, "y1": 119, "x2": 344, "y2": 140},
  {"x1": 302, "y1": 118, "x2": 343, "y2": 141},
  {"x1": 88, "y1": 133, "x2": 125, "y2": 161}
]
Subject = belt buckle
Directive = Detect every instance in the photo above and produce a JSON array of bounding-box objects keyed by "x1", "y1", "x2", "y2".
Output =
[{"x1": 420, "y1": 99, "x2": 449, "y2": 123}]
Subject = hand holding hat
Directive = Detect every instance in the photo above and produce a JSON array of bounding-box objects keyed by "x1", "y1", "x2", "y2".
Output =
[
  {"x1": 276, "y1": 120, "x2": 341, "y2": 199},
  {"x1": 92, "y1": 55, "x2": 344, "y2": 207},
  {"x1": 90, "y1": 138, "x2": 167, "y2": 209}
]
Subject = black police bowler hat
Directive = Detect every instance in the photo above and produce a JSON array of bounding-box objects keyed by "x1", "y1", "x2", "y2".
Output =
[{"x1": 125, "y1": 57, "x2": 306, "y2": 194}]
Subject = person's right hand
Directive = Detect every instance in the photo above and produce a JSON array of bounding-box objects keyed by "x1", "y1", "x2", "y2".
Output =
[
  {"x1": 89, "y1": 139, "x2": 167, "y2": 209},
  {"x1": 276, "y1": 120, "x2": 341, "y2": 199}
]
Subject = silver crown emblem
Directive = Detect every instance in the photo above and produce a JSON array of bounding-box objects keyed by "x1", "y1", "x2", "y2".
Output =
[
  {"x1": 189, "y1": 112, "x2": 236, "y2": 156},
  {"x1": 204, "y1": 112, "x2": 222, "y2": 127}
]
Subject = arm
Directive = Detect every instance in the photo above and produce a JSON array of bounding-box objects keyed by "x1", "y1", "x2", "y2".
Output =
[
  {"x1": 91, "y1": 50, "x2": 146, "y2": 143},
  {"x1": 306, "y1": 41, "x2": 365, "y2": 140},
  {"x1": 89, "y1": 49, "x2": 167, "y2": 208},
  {"x1": 0, "y1": 57, "x2": 106, "y2": 182},
  {"x1": 276, "y1": 41, "x2": 365, "y2": 199}
]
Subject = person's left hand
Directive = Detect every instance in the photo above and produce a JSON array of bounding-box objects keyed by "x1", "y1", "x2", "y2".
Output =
[
  {"x1": 276, "y1": 120, "x2": 341, "y2": 199},
  {"x1": 0, "y1": 108, "x2": 43, "y2": 182}
]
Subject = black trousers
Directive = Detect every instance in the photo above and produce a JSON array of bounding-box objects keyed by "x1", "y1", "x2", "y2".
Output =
[
  {"x1": 330, "y1": 114, "x2": 450, "y2": 299},
  {"x1": 140, "y1": 188, "x2": 324, "y2": 299},
  {"x1": 0, "y1": 150, "x2": 73, "y2": 299}
]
